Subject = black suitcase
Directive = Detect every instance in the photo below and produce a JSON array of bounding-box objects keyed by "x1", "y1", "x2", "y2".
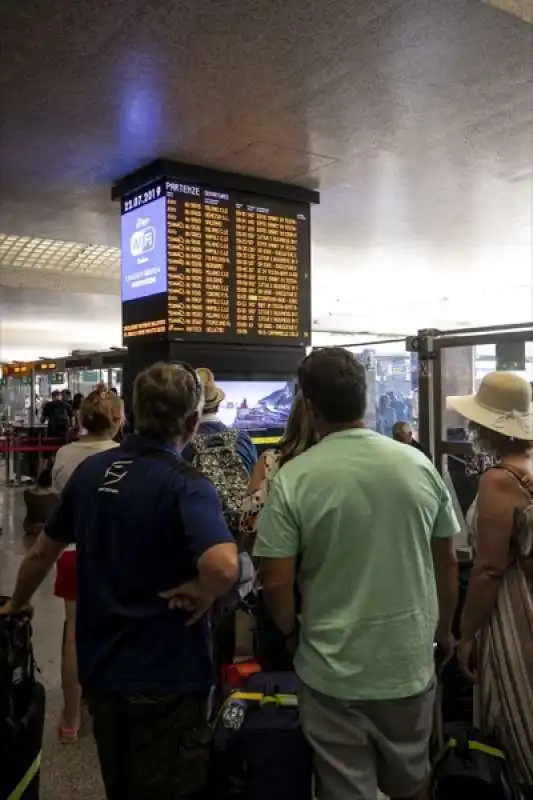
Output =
[
  {"x1": 0, "y1": 599, "x2": 45, "y2": 799},
  {"x1": 0, "y1": 681, "x2": 45, "y2": 800}
]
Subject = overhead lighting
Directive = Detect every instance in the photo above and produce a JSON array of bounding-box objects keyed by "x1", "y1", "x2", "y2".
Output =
[{"x1": 0, "y1": 234, "x2": 120, "y2": 277}]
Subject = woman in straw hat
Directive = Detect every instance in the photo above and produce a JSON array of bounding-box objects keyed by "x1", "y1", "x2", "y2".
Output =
[{"x1": 448, "y1": 371, "x2": 533, "y2": 793}]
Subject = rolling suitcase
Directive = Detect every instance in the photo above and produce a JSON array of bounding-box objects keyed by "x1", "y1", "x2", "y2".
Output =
[
  {"x1": 211, "y1": 671, "x2": 313, "y2": 800},
  {"x1": 0, "y1": 599, "x2": 45, "y2": 799}
]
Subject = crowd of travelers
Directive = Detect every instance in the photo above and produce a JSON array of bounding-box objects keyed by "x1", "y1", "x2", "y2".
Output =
[{"x1": 2, "y1": 348, "x2": 533, "y2": 799}]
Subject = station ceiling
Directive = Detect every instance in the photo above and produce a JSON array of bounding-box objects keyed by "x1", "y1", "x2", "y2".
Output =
[{"x1": 1, "y1": 0, "x2": 532, "y2": 357}]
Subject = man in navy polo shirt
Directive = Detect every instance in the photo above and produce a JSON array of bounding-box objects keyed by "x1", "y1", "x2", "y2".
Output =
[{"x1": 5, "y1": 362, "x2": 239, "y2": 800}]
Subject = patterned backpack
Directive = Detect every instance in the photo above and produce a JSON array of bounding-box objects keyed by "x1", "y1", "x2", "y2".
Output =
[{"x1": 191, "y1": 430, "x2": 250, "y2": 539}]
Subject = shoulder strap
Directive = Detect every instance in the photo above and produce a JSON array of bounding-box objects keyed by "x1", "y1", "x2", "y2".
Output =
[
  {"x1": 491, "y1": 464, "x2": 533, "y2": 498},
  {"x1": 193, "y1": 429, "x2": 239, "y2": 455}
]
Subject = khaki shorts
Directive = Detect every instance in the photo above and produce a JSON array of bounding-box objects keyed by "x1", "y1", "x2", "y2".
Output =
[{"x1": 298, "y1": 679, "x2": 436, "y2": 799}]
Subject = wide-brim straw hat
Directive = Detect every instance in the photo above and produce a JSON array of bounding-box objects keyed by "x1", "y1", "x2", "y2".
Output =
[
  {"x1": 447, "y1": 371, "x2": 533, "y2": 441},
  {"x1": 196, "y1": 367, "x2": 225, "y2": 411}
]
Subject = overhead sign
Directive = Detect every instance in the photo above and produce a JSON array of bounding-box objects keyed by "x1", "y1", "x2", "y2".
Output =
[{"x1": 120, "y1": 179, "x2": 311, "y2": 347}]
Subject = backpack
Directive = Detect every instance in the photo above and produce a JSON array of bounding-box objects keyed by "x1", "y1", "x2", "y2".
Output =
[
  {"x1": 432, "y1": 726, "x2": 521, "y2": 799},
  {"x1": 191, "y1": 430, "x2": 250, "y2": 539}
]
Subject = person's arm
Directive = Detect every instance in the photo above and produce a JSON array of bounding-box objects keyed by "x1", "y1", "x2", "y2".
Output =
[
  {"x1": 160, "y1": 477, "x2": 239, "y2": 620},
  {"x1": 51, "y1": 450, "x2": 64, "y2": 493},
  {"x1": 460, "y1": 469, "x2": 516, "y2": 640},
  {"x1": 432, "y1": 538, "x2": 459, "y2": 637},
  {"x1": 431, "y1": 475, "x2": 461, "y2": 660},
  {"x1": 239, "y1": 453, "x2": 268, "y2": 550},
  {"x1": 253, "y1": 476, "x2": 299, "y2": 636},
  {"x1": 40, "y1": 402, "x2": 49, "y2": 425},
  {"x1": 8, "y1": 481, "x2": 76, "y2": 613},
  {"x1": 236, "y1": 432, "x2": 258, "y2": 475}
]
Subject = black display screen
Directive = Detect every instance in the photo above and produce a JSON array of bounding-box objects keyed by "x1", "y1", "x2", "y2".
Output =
[{"x1": 121, "y1": 179, "x2": 311, "y2": 346}]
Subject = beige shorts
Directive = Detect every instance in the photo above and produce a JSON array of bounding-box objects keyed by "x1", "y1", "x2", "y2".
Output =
[{"x1": 298, "y1": 678, "x2": 436, "y2": 799}]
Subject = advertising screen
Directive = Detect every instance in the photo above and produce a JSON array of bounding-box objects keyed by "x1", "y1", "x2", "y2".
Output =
[
  {"x1": 121, "y1": 195, "x2": 167, "y2": 301},
  {"x1": 216, "y1": 380, "x2": 294, "y2": 431}
]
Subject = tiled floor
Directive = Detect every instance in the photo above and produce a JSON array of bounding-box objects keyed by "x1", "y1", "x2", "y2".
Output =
[{"x1": 0, "y1": 482, "x2": 104, "y2": 799}]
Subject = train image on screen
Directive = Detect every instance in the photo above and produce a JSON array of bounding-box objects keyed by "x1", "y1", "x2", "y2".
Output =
[{"x1": 216, "y1": 381, "x2": 294, "y2": 431}]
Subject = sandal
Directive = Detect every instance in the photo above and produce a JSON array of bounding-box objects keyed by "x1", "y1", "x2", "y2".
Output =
[{"x1": 59, "y1": 725, "x2": 79, "y2": 743}]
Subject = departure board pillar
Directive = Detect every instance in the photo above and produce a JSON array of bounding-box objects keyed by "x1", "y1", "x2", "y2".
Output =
[{"x1": 114, "y1": 160, "x2": 319, "y2": 405}]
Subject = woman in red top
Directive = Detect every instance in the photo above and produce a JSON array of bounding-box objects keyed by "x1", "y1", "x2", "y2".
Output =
[{"x1": 52, "y1": 388, "x2": 123, "y2": 741}]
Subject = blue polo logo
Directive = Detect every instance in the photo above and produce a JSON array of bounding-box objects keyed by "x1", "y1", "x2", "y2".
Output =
[{"x1": 98, "y1": 460, "x2": 133, "y2": 494}]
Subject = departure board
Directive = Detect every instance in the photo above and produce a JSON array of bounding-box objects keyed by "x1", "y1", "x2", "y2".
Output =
[{"x1": 121, "y1": 178, "x2": 311, "y2": 345}]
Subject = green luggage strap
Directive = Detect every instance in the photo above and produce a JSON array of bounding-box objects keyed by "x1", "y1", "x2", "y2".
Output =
[
  {"x1": 7, "y1": 751, "x2": 41, "y2": 800},
  {"x1": 230, "y1": 691, "x2": 298, "y2": 707},
  {"x1": 213, "y1": 690, "x2": 298, "y2": 729},
  {"x1": 446, "y1": 738, "x2": 505, "y2": 760}
]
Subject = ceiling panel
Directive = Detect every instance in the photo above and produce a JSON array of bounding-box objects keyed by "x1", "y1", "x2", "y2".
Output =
[{"x1": 0, "y1": 0, "x2": 532, "y2": 342}]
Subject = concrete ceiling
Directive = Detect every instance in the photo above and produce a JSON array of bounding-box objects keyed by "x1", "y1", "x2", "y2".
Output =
[{"x1": 1, "y1": 0, "x2": 532, "y2": 358}]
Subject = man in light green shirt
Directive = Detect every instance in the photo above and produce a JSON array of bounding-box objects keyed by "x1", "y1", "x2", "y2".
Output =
[{"x1": 254, "y1": 348, "x2": 459, "y2": 800}]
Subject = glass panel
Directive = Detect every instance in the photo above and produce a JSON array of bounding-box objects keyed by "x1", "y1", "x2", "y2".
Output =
[
  {"x1": 68, "y1": 369, "x2": 106, "y2": 396},
  {"x1": 442, "y1": 341, "x2": 533, "y2": 442},
  {"x1": 344, "y1": 341, "x2": 418, "y2": 437},
  {"x1": 110, "y1": 368, "x2": 122, "y2": 395},
  {"x1": 440, "y1": 345, "x2": 475, "y2": 443},
  {"x1": 2, "y1": 376, "x2": 37, "y2": 424}
]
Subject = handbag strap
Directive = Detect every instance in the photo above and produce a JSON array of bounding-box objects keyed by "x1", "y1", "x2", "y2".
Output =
[{"x1": 491, "y1": 464, "x2": 533, "y2": 497}]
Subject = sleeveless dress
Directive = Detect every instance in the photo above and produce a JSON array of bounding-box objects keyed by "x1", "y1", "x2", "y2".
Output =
[{"x1": 468, "y1": 470, "x2": 533, "y2": 787}]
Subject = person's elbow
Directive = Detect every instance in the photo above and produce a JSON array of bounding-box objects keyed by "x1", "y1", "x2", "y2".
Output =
[
  {"x1": 198, "y1": 543, "x2": 240, "y2": 596},
  {"x1": 216, "y1": 548, "x2": 240, "y2": 587},
  {"x1": 476, "y1": 561, "x2": 505, "y2": 583}
]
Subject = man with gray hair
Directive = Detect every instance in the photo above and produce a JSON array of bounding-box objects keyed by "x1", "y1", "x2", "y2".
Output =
[{"x1": 4, "y1": 361, "x2": 239, "y2": 800}]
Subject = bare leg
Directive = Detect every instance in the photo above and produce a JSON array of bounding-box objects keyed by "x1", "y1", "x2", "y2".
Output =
[{"x1": 59, "y1": 599, "x2": 82, "y2": 739}]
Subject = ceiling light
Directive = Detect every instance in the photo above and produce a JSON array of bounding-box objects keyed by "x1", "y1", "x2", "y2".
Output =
[{"x1": 0, "y1": 233, "x2": 120, "y2": 277}]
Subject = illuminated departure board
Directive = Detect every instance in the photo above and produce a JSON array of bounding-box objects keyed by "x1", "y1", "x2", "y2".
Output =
[{"x1": 121, "y1": 178, "x2": 311, "y2": 345}]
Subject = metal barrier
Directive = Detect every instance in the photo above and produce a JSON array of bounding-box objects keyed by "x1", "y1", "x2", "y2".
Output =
[{"x1": 0, "y1": 431, "x2": 71, "y2": 485}]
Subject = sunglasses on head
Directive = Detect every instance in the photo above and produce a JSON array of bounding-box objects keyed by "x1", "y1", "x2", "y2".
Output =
[{"x1": 173, "y1": 361, "x2": 203, "y2": 403}]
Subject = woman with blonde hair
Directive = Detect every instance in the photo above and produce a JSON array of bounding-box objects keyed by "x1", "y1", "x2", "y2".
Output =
[
  {"x1": 52, "y1": 387, "x2": 123, "y2": 741},
  {"x1": 448, "y1": 371, "x2": 533, "y2": 796},
  {"x1": 240, "y1": 390, "x2": 318, "y2": 668}
]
